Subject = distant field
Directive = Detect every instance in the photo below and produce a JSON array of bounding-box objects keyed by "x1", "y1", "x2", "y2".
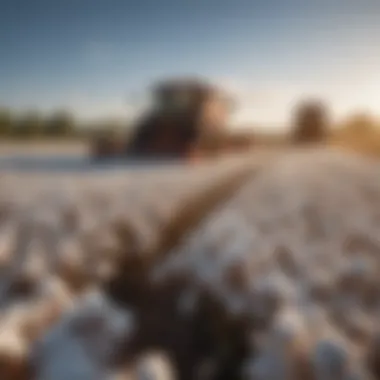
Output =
[{"x1": 0, "y1": 141, "x2": 87, "y2": 156}]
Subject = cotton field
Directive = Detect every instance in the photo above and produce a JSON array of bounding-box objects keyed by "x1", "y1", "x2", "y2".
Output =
[{"x1": 0, "y1": 148, "x2": 380, "y2": 380}]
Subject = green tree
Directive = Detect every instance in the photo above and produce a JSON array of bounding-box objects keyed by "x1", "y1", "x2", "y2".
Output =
[
  {"x1": 14, "y1": 110, "x2": 44, "y2": 138},
  {"x1": 343, "y1": 112, "x2": 375, "y2": 135},
  {"x1": 44, "y1": 110, "x2": 75, "y2": 137},
  {"x1": 0, "y1": 108, "x2": 12, "y2": 136}
]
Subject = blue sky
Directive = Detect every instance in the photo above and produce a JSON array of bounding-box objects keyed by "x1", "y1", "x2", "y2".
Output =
[{"x1": 1, "y1": 0, "x2": 380, "y2": 128}]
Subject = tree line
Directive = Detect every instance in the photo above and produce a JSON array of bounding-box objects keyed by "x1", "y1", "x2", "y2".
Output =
[
  {"x1": 1, "y1": 104, "x2": 379, "y2": 146},
  {"x1": 0, "y1": 107, "x2": 127, "y2": 139}
]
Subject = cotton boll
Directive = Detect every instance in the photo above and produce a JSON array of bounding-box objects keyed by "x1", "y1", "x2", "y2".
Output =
[
  {"x1": 135, "y1": 352, "x2": 176, "y2": 380},
  {"x1": 31, "y1": 289, "x2": 136, "y2": 380},
  {"x1": 242, "y1": 305, "x2": 313, "y2": 380},
  {"x1": 0, "y1": 244, "x2": 42, "y2": 305},
  {"x1": 269, "y1": 306, "x2": 310, "y2": 350},
  {"x1": 20, "y1": 303, "x2": 60, "y2": 345},
  {"x1": 108, "y1": 369, "x2": 135, "y2": 380},
  {"x1": 40, "y1": 276, "x2": 73, "y2": 305},
  {"x1": 0, "y1": 317, "x2": 29, "y2": 380},
  {"x1": 20, "y1": 277, "x2": 74, "y2": 344},
  {"x1": 69, "y1": 290, "x2": 136, "y2": 363},
  {"x1": 56, "y1": 238, "x2": 92, "y2": 293}
]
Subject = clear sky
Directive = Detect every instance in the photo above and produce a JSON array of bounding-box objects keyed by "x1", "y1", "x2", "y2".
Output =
[{"x1": 1, "y1": 0, "x2": 380, "y2": 129}]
